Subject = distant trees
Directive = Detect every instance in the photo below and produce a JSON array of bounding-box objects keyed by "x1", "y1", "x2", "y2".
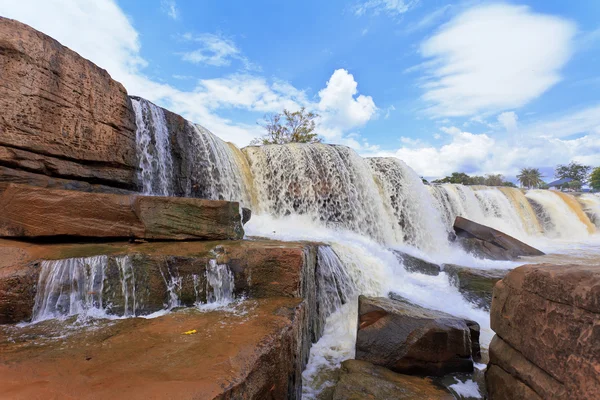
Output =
[
  {"x1": 555, "y1": 162, "x2": 591, "y2": 183},
  {"x1": 591, "y1": 167, "x2": 600, "y2": 191},
  {"x1": 516, "y1": 168, "x2": 544, "y2": 189},
  {"x1": 432, "y1": 172, "x2": 514, "y2": 187},
  {"x1": 251, "y1": 107, "x2": 322, "y2": 145}
]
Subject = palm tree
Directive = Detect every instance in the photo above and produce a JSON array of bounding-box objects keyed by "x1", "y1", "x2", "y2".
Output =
[{"x1": 517, "y1": 168, "x2": 544, "y2": 189}]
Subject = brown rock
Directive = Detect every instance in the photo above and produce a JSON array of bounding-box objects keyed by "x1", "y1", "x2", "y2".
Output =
[
  {"x1": 443, "y1": 264, "x2": 507, "y2": 310},
  {"x1": 0, "y1": 297, "x2": 308, "y2": 400},
  {"x1": 0, "y1": 17, "x2": 137, "y2": 190},
  {"x1": 487, "y1": 263, "x2": 600, "y2": 399},
  {"x1": 356, "y1": 295, "x2": 476, "y2": 376},
  {"x1": 486, "y1": 365, "x2": 542, "y2": 400},
  {"x1": 392, "y1": 250, "x2": 441, "y2": 276},
  {"x1": 454, "y1": 216, "x2": 544, "y2": 260},
  {"x1": 0, "y1": 184, "x2": 243, "y2": 240},
  {"x1": 332, "y1": 359, "x2": 454, "y2": 400}
]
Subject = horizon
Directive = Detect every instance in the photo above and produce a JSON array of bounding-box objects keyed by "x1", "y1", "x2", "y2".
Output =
[{"x1": 1, "y1": 0, "x2": 599, "y2": 182}]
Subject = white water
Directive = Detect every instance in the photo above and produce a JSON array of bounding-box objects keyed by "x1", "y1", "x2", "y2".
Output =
[
  {"x1": 204, "y1": 259, "x2": 235, "y2": 306},
  {"x1": 579, "y1": 193, "x2": 600, "y2": 228}
]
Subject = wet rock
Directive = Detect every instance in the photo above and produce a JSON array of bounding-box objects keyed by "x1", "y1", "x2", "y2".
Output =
[
  {"x1": 242, "y1": 207, "x2": 252, "y2": 224},
  {"x1": 392, "y1": 250, "x2": 441, "y2": 276},
  {"x1": 442, "y1": 264, "x2": 507, "y2": 310},
  {"x1": 454, "y1": 216, "x2": 544, "y2": 260},
  {"x1": 332, "y1": 359, "x2": 454, "y2": 400},
  {"x1": 356, "y1": 295, "x2": 476, "y2": 376},
  {"x1": 0, "y1": 184, "x2": 244, "y2": 241},
  {"x1": 0, "y1": 297, "x2": 308, "y2": 400},
  {"x1": 0, "y1": 17, "x2": 137, "y2": 191},
  {"x1": 487, "y1": 263, "x2": 600, "y2": 399}
]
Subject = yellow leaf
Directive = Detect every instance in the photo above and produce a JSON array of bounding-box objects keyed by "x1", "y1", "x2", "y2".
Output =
[{"x1": 183, "y1": 329, "x2": 197, "y2": 335}]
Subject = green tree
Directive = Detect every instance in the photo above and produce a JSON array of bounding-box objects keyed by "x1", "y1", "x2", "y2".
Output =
[
  {"x1": 502, "y1": 181, "x2": 518, "y2": 188},
  {"x1": 568, "y1": 180, "x2": 582, "y2": 191},
  {"x1": 484, "y1": 174, "x2": 504, "y2": 186},
  {"x1": 517, "y1": 168, "x2": 544, "y2": 189},
  {"x1": 251, "y1": 107, "x2": 322, "y2": 145},
  {"x1": 591, "y1": 167, "x2": 600, "y2": 191},
  {"x1": 555, "y1": 162, "x2": 591, "y2": 183}
]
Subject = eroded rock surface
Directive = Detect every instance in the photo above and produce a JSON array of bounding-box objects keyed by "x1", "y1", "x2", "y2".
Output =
[
  {"x1": 392, "y1": 250, "x2": 441, "y2": 276},
  {"x1": 443, "y1": 264, "x2": 507, "y2": 310},
  {"x1": 486, "y1": 263, "x2": 600, "y2": 399},
  {"x1": 0, "y1": 17, "x2": 137, "y2": 190},
  {"x1": 356, "y1": 295, "x2": 478, "y2": 376}
]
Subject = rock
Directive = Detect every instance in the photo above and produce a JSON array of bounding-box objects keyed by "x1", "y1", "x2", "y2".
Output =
[
  {"x1": 392, "y1": 250, "x2": 441, "y2": 276},
  {"x1": 487, "y1": 263, "x2": 600, "y2": 399},
  {"x1": 454, "y1": 216, "x2": 544, "y2": 260},
  {"x1": 332, "y1": 359, "x2": 454, "y2": 400},
  {"x1": 0, "y1": 17, "x2": 137, "y2": 190},
  {"x1": 242, "y1": 207, "x2": 252, "y2": 224},
  {"x1": 0, "y1": 297, "x2": 308, "y2": 400},
  {"x1": 0, "y1": 238, "x2": 321, "y2": 325},
  {"x1": 0, "y1": 184, "x2": 243, "y2": 241},
  {"x1": 442, "y1": 264, "x2": 508, "y2": 310},
  {"x1": 356, "y1": 295, "x2": 477, "y2": 376}
]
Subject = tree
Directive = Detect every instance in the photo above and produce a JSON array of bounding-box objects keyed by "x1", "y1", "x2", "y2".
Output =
[
  {"x1": 591, "y1": 167, "x2": 600, "y2": 191},
  {"x1": 555, "y1": 162, "x2": 591, "y2": 183},
  {"x1": 517, "y1": 168, "x2": 544, "y2": 189},
  {"x1": 502, "y1": 181, "x2": 517, "y2": 188},
  {"x1": 484, "y1": 174, "x2": 504, "y2": 186},
  {"x1": 251, "y1": 107, "x2": 322, "y2": 145},
  {"x1": 568, "y1": 180, "x2": 582, "y2": 191}
]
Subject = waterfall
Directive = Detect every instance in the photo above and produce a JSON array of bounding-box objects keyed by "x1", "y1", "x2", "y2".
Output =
[
  {"x1": 131, "y1": 97, "x2": 174, "y2": 196},
  {"x1": 243, "y1": 143, "x2": 394, "y2": 244},
  {"x1": 578, "y1": 194, "x2": 600, "y2": 228},
  {"x1": 205, "y1": 260, "x2": 235, "y2": 305}
]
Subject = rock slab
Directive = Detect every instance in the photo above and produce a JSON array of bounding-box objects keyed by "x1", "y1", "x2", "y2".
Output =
[
  {"x1": 356, "y1": 295, "x2": 478, "y2": 376},
  {"x1": 0, "y1": 17, "x2": 137, "y2": 190},
  {"x1": 0, "y1": 184, "x2": 243, "y2": 241},
  {"x1": 443, "y1": 264, "x2": 507, "y2": 310},
  {"x1": 486, "y1": 263, "x2": 600, "y2": 399}
]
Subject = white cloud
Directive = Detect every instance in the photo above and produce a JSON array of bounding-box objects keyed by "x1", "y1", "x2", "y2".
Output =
[
  {"x1": 161, "y1": 0, "x2": 178, "y2": 20},
  {"x1": 415, "y1": 4, "x2": 576, "y2": 117},
  {"x1": 498, "y1": 111, "x2": 518, "y2": 132},
  {"x1": 353, "y1": 0, "x2": 419, "y2": 17},
  {"x1": 180, "y1": 33, "x2": 258, "y2": 70},
  {"x1": 0, "y1": 0, "x2": 377, "y2": 148},
  {"x1": 404, "y1": 4, "x2": 451, "y2": 33}
]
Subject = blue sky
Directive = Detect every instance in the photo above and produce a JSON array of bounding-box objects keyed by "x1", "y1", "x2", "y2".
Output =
[{"x1": 1, "y1": 0, "x2": 599, "y2": 180}]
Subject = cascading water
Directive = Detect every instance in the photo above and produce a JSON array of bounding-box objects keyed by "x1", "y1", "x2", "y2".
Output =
[
  {"x1": 578, "y1": 193, "x2": 600, "y2": 228},
  {"x1": 131, "y1": 97, "x2": 174, "y2": 196},
  {"x1": 204, "y1": 259, "x2": 235, "y2": 305}
]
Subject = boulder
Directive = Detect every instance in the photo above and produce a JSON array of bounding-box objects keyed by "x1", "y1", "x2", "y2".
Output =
[
  {"x1": 242, "y1": 207, "x2": 252, "y2": 225},
  {"x1": 332, "y1": 359, "x2": 454, "y2": 400},
  {"x1": 392, "y1": 250, "x2": 441, "y2": 276},
  {"x1": 0, "y1": 184, "x2": 243, "y2": 241},
  {"x1": 487, "y1": 263, "x2": 600, "y2": 399},
  {"x1": 0, "y1": 17, "x2": 137, "y2": 190},
  {"x1": 0, "y1": 297, "x2": 308, "y2": 400},
  {"x1": 454, "y1": 216, "x2": 544, "y2": 260},
  {"x1": 356, "y1": 295, "x2": 478, "y2": 376},
  {"x1": 442, "y1": 264, "x2": 508, "y2": 310}
]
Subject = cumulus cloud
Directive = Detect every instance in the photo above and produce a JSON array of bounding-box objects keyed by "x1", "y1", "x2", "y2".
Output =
[
  {"x1": 0, "y1": 0, "x2": 377, "y2": 147},
  {"x1": 497, "y1": 111, "x2": 518, "y2": 132},
  {"x1": 353, "y1": 0, "x2": 419, "y2": 17},
  {"x1": 414, "y1": 4, "x2": 576, "y2": 117}
]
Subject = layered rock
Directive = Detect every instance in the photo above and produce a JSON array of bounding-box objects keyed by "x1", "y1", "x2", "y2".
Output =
[
  {"x1": 443, "y1": 264, "x2": 507, "y2": 310},
  {"x1": 332, "y1": 359, "x2": 454, "y2": 400},
  {"x1": 0, "y1": 17, "x2": 137, "y2": 191},
  {"x1": 486, "y1": 263, "x2": 600, "y2": 399},
  {"x1": 454, "y1": 216, "x2": 544, "y2": 260},
  {"x1": 355, "y1": 296, "x2": 479, "y2": 376},
  {"x1": 0, "y1": 297, "x2": 308, "y2": 400},
  {"x1": 392, "y1": 250, "x2": 441, "y2": 276},
  {"x1": 0, "y1": 184, "x2": 243, "y2": 241}
]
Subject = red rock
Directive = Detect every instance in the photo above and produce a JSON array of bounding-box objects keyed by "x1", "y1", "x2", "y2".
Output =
[{"x1": 0, "y1": 17, "x2": 137, "y2": 190}]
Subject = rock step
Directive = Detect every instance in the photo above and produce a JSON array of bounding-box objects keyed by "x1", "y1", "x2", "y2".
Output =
[{"x1": 0, "y1": 184, "x2": 244, "y2": 241}]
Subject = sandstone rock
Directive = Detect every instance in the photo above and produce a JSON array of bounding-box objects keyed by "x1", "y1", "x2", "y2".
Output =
[
  {"x1": 0, "y1": 238, "x2": 320, "y2": 324},
  {"x1": 0, "y1": 17, "x2": 137, "y2": 190},
  {"x1": 356, "y1": 295, "x2": 476, "y2": 376},
  {"x1": 454, "y1": 216, "x2": 544, "y2": 260},
  {"x1": 486, "y1": 365, "x2": 542, "y2": 400},
  {"x1": 0, "y1": 184, "x2": 243, "y2": 241},
  {"x1": 442, "y1": 264, "x2": 507, "y2": 310},
  {"x1": 0, "y1": 297, "x2": 308, "y2": 400},
  {"x1": 487, "y1": 263, "x2": 600, "y2": 399},
  {"x1": 392, "y1": 250, "x2": 441, "y2": 276},
  {"x1": 332, "y1": 359, "x2": 454, "y2": 400}
]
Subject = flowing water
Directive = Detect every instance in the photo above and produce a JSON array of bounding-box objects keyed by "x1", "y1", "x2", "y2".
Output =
[{"x1": 26, "y1": 102, "x2": 600, "y2": 398}]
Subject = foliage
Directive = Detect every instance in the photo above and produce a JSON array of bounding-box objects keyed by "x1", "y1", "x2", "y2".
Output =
[
  {"x1": 567, "y1": 180, "x2": 582, "y2": 190},
  {"x1": 251, "y1": 107, "x2": 322, "y2": 145},
  {"x1": 516, "y1": 168, "x2": 545, "y2": 189},
  {"x1": 591, "y1": 167, "x2": 600, "y2": 191},
  {"x1": 502, "y1": 181, "x2": 517, "y2": 188},
  {"x1": 555, "y1": 162, "x2": 591, "y2": 183},
  {"x1": 432, "y1": 172, "x2": 513, "y2": 187}
]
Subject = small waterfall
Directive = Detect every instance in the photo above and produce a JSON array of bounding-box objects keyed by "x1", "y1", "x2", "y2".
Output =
[
  {"x1": 131, "y1": 97, "x2": 174, "y2": 196},
  {"x1": 367, "y1": 158, "x2": 450, "y2": 253},
  {"x1": 243, "y1": 143, "x2": 394, "y2": 244},
  {"x1": 32, "y1": 256, "x2": 108, "y2": 322},
  {"x1": 578, "y1": 194, "x2": 600, "y2": 228},
  {"x1": 525, "y1": 190, "x2": 594, "y2": 238},
  {"x1": 498, "y1": 187, "x2": 543, "y2": 235},
  {"x1": 554, "y1": 192, "x2": 596, "y2": 234},
  {"x1": 116, "y1": 256, "x2": 137, "y2": 317},
  {"x1": 205, "y1": 260, "x2": 235, "y2": 305},
  {"x1": 159, "y1": 267, "x2": 183, "y2": 310}
]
